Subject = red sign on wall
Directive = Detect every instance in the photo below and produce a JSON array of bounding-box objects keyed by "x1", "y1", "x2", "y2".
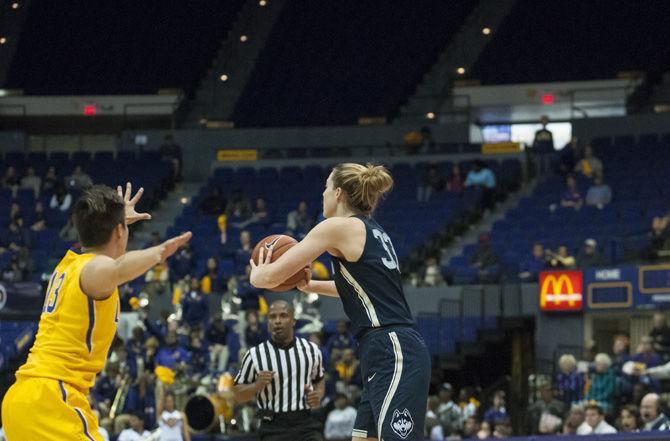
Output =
[{"x1": 539, "y1": 271, "x2": 583, "y2": 311}]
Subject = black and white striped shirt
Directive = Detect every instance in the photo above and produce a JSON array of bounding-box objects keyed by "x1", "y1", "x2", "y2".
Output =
[{"x1": 235, "y1": 337, "x2": 324, "y2": 412}]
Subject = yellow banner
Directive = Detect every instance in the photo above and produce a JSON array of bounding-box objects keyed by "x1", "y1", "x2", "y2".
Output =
[
  {"x1": 481, "y1": 142, "x2": 521, "y2": 155},
  {"x1": 216, "y1": 149, "x2": 258, "y2": 161}
]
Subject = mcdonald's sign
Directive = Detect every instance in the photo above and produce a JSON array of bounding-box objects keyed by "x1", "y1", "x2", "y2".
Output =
[{"x1": 539, "y1": 271, "x2": 583, "y2": 311}]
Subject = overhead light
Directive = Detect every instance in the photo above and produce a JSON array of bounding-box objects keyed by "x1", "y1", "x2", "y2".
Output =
[
  {"x1": 426, "y1": 112, "x2": 435, "y2": 120},
  {"x1": 180, "y1": 197, "x2": 189, "y2": 204},
  {"x1": 456, "y1": 67, "x2": 465, "y2": 75},
  {"x1": 240, "y1": 35, "x2": 248, "y2": 42},
  {"x1": 0, "y1": 37, "x2": 7, "y2": 45},
  {"x1": 482, "y1": 27, "x2": 491, "y2": 35},
  {"x1": 0, "y1": 90, "x2": 8, "y2": 97},
  {"x1": 259, "y1": 0, "x2": 267, "y2": 5},
  {"x1": 220, "y1": 74, "x2": 229, "y2": 82}
]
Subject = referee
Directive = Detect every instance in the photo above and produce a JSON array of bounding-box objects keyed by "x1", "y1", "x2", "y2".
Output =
[{"x1": 234, "y1": 300, "x2": 325, "y2": 441}]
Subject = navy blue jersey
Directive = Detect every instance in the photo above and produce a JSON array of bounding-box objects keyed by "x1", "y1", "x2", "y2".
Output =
[{"x1": 332, "y1": 215, "x2": 414, "y2": 337}]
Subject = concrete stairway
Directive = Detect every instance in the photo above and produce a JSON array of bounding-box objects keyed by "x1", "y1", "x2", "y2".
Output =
[
  {"x1": 128, "y1": 182, "x2": 202, "y2": 250},
  {"x1": 179, "y1": 0, "x2": 288, "y2": 126},
  {"x1": 395, "y1": 0, "x2": 517, "y2": 125}
]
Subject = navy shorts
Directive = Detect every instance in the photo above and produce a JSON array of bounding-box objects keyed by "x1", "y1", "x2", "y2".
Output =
[{"x1": 352, "y1": 326, "x2": 431, "y2": 440}]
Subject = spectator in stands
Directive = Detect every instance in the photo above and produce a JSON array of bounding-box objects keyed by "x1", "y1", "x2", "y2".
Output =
[
  {"x1": 492, "y1": 417, "x2": 513, "y2": 438},
  {"x1": 437, "y1": 383, "x2": 461, "y2": 434},
  {"x1": 562, "y1": 406, "x2": 585, "y2": 434},
  {"x1": 458, "y1": 387, "x2": 480, "y2": 424},
  {"x1": 199, "y1": 186, "x2": 226, "y2": 215},
  {"x1": 181, "y1": 278, "x2": 208, "y2": 328},
  {"x1": 170, "y1": 239, "x2": 195, "y2": 282},
  {"x1": 644, "y1": 214, "x2": 670, "y2": 262},
  {"x1": 333, "y1": 348, "x2": 362, "y2": 389},
  {"x1": 556, "y1": 354, "x2": 584, "y2": 406},
  {"x1": 447, "y1": 164, "x2": 465, "y2": 195},
  {"x1": 419, "y1": 126, "x2": 437, "y2": 153},
  {"x1": 93, "y1": 361, "x2": 123, "y2": 417},
  {"x1": 59, "y1": 214, "x2": 78, "y2": 241},
  {"x1": 20, "y1": 166, "x2": 41, "y2": 197},
  {"x1": 117, "y1": 412, "x2": 151, "y2": 441},
  {"x1": 117, "y1": 284, "x2": 141, "y2": 342},
  {"x1": 423, "y1": 257, "x2": 446, "y2": 287},
  {"x1": 233, "y1": 198, "x2": 271, "y2": 229},
  {"x1": 244, "y1": 309, "x2": 268, "y2": 348},
  {"x1": 186, "y1": 328, "x2": 209, "y2": 380},
  {"x1": 8, "y1": 201, "x2": 22, "y2": 226},
  {"x1": 144, "y1": 262, "x2": 170, "y2": 297},
  {"x1": 640, "y1": 393, "x2": 670, "y2": 431},
  {"x1": 159, "y1": 134, "x2": 183, "y2": 181},
  {"x1": 558, "y1": 137, "x2": 581, "y2": 177},
  {"x1": 547, "y1": 245, "x2": 576, "y2": 269},
  {"x1": 41, "y1": 165, "x2": 60, "y2": 197},
  {"x1": 576, "y1": 238, "x2": 605, "y2": 268},
  {"x1": 234, "y1": 230, "x2": 253, "y2": 275},
  {"x1": 525, "y1": 381, "x2": 565, "y2": 435},
  {"x1": 4, "y1": 220, "x2": 30, "y2": 253},
  {"x1": 532, "y1": 115, "x2": 554, "y2": 153},
  {"x1": 122, "y1": 372, "x2": 157, "y2": 431},
  {"x1": 326, "y1": 320, "x2": 355, "y2": 363},
  {"x1": 650, "y1": 312, "x2": 670, "y2": 361},
  {"x1": 559, "y1": 175, "x2": 583, "y2": 210},
  {"x1": 65, "y1": 165, "x2": 93, "y2": 191},
  {"x1": 612, "y1": 335, "x2": 635, "y2": 402},
  {"x1": 585, "y1": 353, "x2": 616, "y2": 412},
  {"x1": 200, "y1": 257, "x2": 224, "y2": 294},
  {"x1": 324, "y1": 393, "x2": 357, "y2": 441},
  {"x1": 477, "y1": 420, "x2": 492, "y2": 439},
  {"x1": 518, "y1": 242, "x2": 548, "y2": 282},
  {"x1": 577, "y1": 403, "x2": 617, "y2": 435},
  {"x1": 125, "y1": 326, "x2": 145, "y2": 378},
  {"x1": 236, "y1": 264, "x2": 262, "y2": 312},
  {"x1": 206, "y1": 316, "x2": 229, "y2": 372},
  {"x1": 633, "y1": 336, "x2": 662, "y2": 369},
  {"x1": 575, "y1": 145, "x2": 603, "y2": 179},
  {"x1": 49, "y1": 182, "x2": 72, "y2": 211},
  {"x1": 484, "y1": 390, "x2": 508, "y2": 425},
  {"x1": 225, "y1": 191, "x2": 252, "y2": 223},
  {"x1": 465, "y1": 160, "x2": 496, "y2": 211},
  {"x1": 286, "y1": 200, "x2": 314, "y2": 238},
  {"x1": 29, "y1": 201, "x2": 47, "y2": 232},
  {"x1": 1, "y1": 166, "x2": 19, "y2": 196},
  {"x1": 425, "y1": 396, "x2": 444, "y2": 440},
  {"x1": 585, "y1": 174, "x2": 612, "y2": 209},
  {"x1": 617, "y1": 404, "x2": 643, "y2": 432},
  {"x1": 468, "y1": 234, "x2": 499, "y2": 283},
  {"x1": 417, "y1": 165, "x2": 446, "y2": 202},
  {"x1": 156, "y1": 330, "x2": 189, "y2": 371},
  {"x1": 462, "y1": 416, "x2": 480, "y2": 439},
  {"x1": 2, "y1": 256, "x2": 23, "y2": 283}
]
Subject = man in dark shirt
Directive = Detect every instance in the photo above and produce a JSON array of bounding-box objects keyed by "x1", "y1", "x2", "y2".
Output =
[
  {"x1": 182, "y1": 278, "x2": 209, "y2": 328},
  {"x1": 170, "y1": 240, "x2": 195, "y2": 282},
  {"x1": 206, "y1": 316, "x2": 229, "y2": 372},
  {"x1": 533, "y1": 115, "x2": 554, "y2": 153},
  {"x1": 577, "y1": 239, "x2": 605, "y2": 268},
  {"x1": 469, "y1": 234, "x2": 500, "y2": 283},
  {"x1": 650, "y1": 313, "x2": 670, "y2": 362},
  {"x1": 519, "y1": 242, "x2": 548, "y2": 282},
  {"x1": 245, "y1": 309, "x2": 269, "y2": 348}
]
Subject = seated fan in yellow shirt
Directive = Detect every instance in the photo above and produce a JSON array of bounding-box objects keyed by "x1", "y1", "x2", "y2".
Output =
[{"x1": 2, "y1": 183, "x2": 192, "y2": 441}]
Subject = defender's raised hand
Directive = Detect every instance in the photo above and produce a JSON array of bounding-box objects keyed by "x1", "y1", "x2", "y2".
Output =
[{"x1": 117, "y1": 182, "x2": 152, "y2": 225}]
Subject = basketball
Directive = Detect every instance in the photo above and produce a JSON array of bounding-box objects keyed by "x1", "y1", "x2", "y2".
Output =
[{"x1": 251, "y1": 234, "x2": 309, "y2": 292}]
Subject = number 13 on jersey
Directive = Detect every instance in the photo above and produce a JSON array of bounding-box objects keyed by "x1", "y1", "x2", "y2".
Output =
[{"x1": 43, "y1": 271, "x2": 66, "y2": 314}]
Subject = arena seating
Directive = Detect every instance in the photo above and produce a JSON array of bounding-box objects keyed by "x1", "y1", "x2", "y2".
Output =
[
  {"x1": 0, "y1": 321, "x2": 37, "y2": 371},
  {"x1": 446, "y1": 134, "x2": 670, "y2": 283},
  {"x1": 469, "y1": 0, "x2": 670, "y2": 84},
  {"x1": 232, "y1": 0, "x2": 477, "y2": 126},
  {"x1": 0, "y1": 150, "x2": 173, "y2": 281},
  {"x1": 416, "y1": 314, "x2": 497, "y2": 356},
  {"x1": 166, "y1": 158, "x2": 522, "y2": 281},
  {"x1": 6, "y1": 0, "x2": 245, "y2": 94}
]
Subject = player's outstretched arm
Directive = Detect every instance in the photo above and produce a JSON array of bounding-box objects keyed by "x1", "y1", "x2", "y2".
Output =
[
  {"x1": 80, "y1": 232, "x2": 192, "y2": 300},
  {"x1": 250, "y1": 217, "x2": 360, "y2": 289}
]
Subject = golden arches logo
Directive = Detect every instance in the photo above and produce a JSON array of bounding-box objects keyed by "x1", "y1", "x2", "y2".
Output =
[{"x1": 540, "y1": 273, "x2": 582, "y2": 309}]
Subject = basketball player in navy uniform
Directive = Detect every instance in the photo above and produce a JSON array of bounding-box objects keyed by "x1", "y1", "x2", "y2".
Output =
[{"x1": 250, "y1": 163, "x2": 431, "y2": 441}]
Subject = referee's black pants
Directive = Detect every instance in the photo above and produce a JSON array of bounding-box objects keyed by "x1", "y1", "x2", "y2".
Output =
[{"x1": 259, "y1": 411, "x2": 323, "y2": 441}]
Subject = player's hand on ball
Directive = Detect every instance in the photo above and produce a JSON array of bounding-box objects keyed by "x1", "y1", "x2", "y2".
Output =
[
  {"x1": 117, "y1": 182, "x2": 152, "y2": 225},
  {"x1": 296, "y1": 268, "x2": 312, "y2": 292},
  {"x1": 249, "y1": 245, "x2": 273, "y2": 288},
  {"x1": 255, "y1": 370, "x2": 275, "y2": 390},
  {"x1": 304, "y1": 384, "x2": 321, "y2": 408}
]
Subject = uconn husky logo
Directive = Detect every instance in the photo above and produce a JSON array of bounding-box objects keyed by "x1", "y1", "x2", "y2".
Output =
[{"x1": 390, "y1": 408, "x2": 414, "y2": 439}]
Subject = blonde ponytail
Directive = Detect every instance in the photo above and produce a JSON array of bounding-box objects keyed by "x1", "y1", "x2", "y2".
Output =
[{"x1": 331, "y1": 163, "x2": 393, "y2": 215}]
